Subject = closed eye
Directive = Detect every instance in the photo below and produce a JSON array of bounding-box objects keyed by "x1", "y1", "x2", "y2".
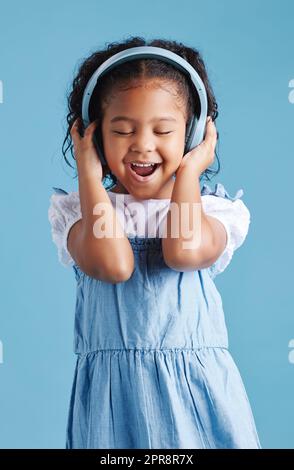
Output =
[{"x1": 113, "y1": 131, "x2": 173, "y2": 135}]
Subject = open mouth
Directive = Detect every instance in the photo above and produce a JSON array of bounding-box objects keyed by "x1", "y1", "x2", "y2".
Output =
[
  {"x1": 131, "y1": 163, "x2": 159, "y2": 176},
  {"x1": 126, "y1": 162, "x2": 162, "y2": 183}
]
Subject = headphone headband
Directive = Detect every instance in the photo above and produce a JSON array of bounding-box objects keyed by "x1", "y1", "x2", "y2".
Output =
[{"x1": 82, "y1": 45, "x2": 208, "y2": 166}]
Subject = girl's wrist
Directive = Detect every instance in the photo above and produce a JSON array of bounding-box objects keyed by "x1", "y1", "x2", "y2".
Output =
[
  {"x1": 176, "y1": 162, "x2": 202, "y2": 180},
  {"x1": 77, "y1": 160, "x2": 103, "y2": 184}
]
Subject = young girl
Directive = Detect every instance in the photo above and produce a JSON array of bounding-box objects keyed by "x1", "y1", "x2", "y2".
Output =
[{"x1": 48, "y1": 37, "x2": 261, "y2": 449}]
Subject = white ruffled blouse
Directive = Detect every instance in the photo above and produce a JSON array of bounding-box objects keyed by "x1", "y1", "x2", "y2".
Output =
[{"x1": 48, "y1": 183, "x2": 250, "y2": 279}]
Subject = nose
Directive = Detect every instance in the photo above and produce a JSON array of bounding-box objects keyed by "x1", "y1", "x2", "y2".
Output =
[{"x1": 129, "y1": 129, "x2": 156, "y2": 153}]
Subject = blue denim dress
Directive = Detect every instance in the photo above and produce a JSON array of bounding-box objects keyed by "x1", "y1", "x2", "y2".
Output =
[{"x1": 52, "y1": 184, "x2": 261, "y2": 449}]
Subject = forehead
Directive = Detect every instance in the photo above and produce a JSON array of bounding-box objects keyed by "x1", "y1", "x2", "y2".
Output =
[{"x1": 103, "y1": 79, "x2": 186, "y2": 120}]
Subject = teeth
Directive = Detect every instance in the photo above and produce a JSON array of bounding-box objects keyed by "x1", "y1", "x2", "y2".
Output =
[{"x1": 131, "y1": 162, "x2": 156, "y2": 167}]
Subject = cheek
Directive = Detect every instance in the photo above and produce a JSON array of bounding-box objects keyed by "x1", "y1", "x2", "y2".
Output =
[
  {"x1": 162, "y1": 135, "x2": 186, "y2": 160},
  {"x1": 103, "y1": 135, "x2": 124, "y2": 164},
  {"x1": 168, "y1": 129, "x2": 186, "y2": 149},
  {"x1": 109, "y1": 134, "x2": 128, "y2": 152}
]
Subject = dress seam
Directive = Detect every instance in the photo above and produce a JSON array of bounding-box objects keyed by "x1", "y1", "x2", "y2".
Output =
[{"x1": 75, "y1": 346, "x2": 229, "y2": 356}]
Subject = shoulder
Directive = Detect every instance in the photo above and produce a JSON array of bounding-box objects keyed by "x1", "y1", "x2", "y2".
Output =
[
  {"x1": 48, "y1": 187, "x2": 81, "y2": 218},
  {"x1": 200, "y1": 182, "x2": 251, "y2": 278},
  {"x1": 48, "y1": 187, "x2": 82, "y2": 267}
]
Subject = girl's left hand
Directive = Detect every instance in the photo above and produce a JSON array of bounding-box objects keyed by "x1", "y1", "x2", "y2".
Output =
[{"x1": 176, "y1": 117, "x2": 217, "y2": 177}]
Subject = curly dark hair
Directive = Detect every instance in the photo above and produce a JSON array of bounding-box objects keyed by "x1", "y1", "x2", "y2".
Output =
[{"x1": 62, "y1": 35, "x2": 220, "y2": 183}]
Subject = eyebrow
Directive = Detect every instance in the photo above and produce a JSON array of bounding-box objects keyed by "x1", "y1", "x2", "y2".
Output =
[{"x1": 110, "y1": 116, "x2": 177, "y2": 123}]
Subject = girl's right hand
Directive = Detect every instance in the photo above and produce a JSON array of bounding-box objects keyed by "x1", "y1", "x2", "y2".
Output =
[{"x1": 70, "y1": 118, "x2": 103, "y2": 181}]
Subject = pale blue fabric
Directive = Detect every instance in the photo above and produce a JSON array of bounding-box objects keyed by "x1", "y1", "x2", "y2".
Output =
[{"x1": 53, "y1": 184, "x2": 261, "y2": 449}]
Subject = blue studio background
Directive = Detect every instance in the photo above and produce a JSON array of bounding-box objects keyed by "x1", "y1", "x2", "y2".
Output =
[{"x1": 0, "y1": 0, "x2": 293, "y2": 449}]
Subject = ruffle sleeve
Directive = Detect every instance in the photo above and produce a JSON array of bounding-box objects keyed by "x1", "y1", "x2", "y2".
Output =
[
  {"x1": 48, "y1": 187, "x2": 82, "y2": 267},
  {"x1": 200, "y1": 183, "x2": 251, "y2": 279}
]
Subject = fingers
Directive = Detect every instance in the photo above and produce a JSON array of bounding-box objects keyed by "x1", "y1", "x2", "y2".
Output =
[
  {"x1": 84, "y1": 119, "x2": 99, "y2": 137},
  {"x1": 204, "y1": 116, "x2": 217, "y2": 147},
  {"x1": 70, "y1": 118, "x2": 98, "y2": 142},
  {"x1": 70, "y1": 118, "x2": 81, "y2": 141},
  {"x1": 205, "y1": 116, "x2": 216, "y2": 135}
]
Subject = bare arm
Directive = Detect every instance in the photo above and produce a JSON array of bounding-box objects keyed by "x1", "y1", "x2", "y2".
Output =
[
  {"x1": 162, "y1": 117, "x2": 227, "y2": 271},
  {"x1": 67, "y1": 118, "x2": 135, "y2": 283},
  {"x1": 162, "y1": 166, "x2": 227, "y2": 271}
]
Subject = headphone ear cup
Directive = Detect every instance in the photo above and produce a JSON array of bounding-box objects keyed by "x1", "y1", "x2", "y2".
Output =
[
  {"x1": 93, "y1": 127, "x2": 107, "y2": 166},
  {"x1": 184, "y1": 116, "x2": 195, "y2": 154},
  {"x1": 185, "y1": 118, "x2": 193, "y2": 142},
  {"x1": 184, "y1": 114, "x2": 199, "y2": 154}
]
